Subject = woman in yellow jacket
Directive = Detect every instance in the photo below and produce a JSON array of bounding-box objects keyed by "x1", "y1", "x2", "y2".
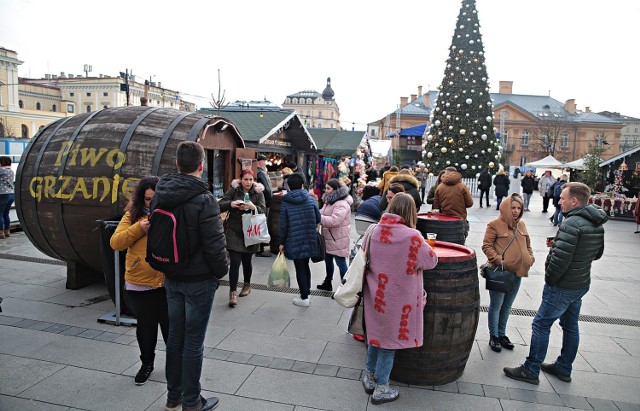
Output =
[
  {"x1": 482, "y1": 193, "x2": 534, "y2": 353},
  {"x1": 110, "y1": 176, "x2": 168, "y2": 386}
]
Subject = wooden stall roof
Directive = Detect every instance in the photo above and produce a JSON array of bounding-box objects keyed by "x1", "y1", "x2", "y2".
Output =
[
  {"x1": 310, "y1": 128, "x2": 367, "y2": 157},
  {"x1": 199, "y1": 108, "x2": 317, "y2": 151}
]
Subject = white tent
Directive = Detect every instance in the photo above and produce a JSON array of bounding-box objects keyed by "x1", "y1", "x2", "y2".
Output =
[
  {"x1": 369, "y1": 139, "x2": 392, "y2": 157},
  {"x1": 525, "y1": 155, "x2": 565, "y2": 169},
  {"x1": 563, "y1": 158, "x2": 586, "y2": 170}
]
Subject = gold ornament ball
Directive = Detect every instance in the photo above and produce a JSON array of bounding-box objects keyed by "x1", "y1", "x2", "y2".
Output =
[{"x1": 488, "y1": 161, "x2": 495, "y2": 168}]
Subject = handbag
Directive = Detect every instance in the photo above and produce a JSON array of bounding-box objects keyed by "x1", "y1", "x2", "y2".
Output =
[
  {"x1": 311, "y1": 230, "x2": 326, "y2": 263},
  {"x1": 242, "y1": 212, "x2": 271, "y2": 247},
  {"x1": 347, "y1": 295, "x2": 365, "y2": 336},
  {"x1": 334, "y1": 224, "x2": 376, "y2": 308},
  {"x1": 482, "y1": 232, "x2": 517, "y2": 293}
]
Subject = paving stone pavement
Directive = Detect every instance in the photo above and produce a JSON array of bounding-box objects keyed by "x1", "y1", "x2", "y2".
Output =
[{"x1": 1, "y1": 193, "x2": 639, "y2": 410}]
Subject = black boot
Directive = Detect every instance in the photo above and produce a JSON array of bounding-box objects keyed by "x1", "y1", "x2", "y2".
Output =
[
  {"x1": 134, "y1": 363, "x2": 154, "y2": 385},
  {"x1": 317, "y1": 280, "x2": 332, "y2": 291}
]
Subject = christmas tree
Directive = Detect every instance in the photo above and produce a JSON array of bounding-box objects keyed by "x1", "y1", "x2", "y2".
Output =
[{"x1": 424, "y1": 0, "x2": 501, "y2": 177}]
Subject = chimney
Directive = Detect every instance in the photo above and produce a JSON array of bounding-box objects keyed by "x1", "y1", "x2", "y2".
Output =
[
  {"x1": 76, "y1": 75, "x2": 83, "y2": 78},
  {"x1": 424, "y1": 92, "x2": 431, "y2": 108},
  {"x1": 585, "y1": 106, "x2": 590, "y2": 113},
  {"x1": 158, "y1": 82, "x2": 162, "y2": 88},
  {"x1": 400, "y1": 96, "x2": 408, "y2": 106},
  {"x1": 52, "y1": 75, "x2": 58, "y2": 79},
  {"x1": 411, "y1": 94, "x2": 417, "y2": 102},
  {"x1": 499, "y1": 81, "x2": 513, "y2": 94},
  {"x1": 418, "y1": 85, "x2": 423, "y2": 96},
  {"x1": 68, "y1": 74, "x2": 74, "y2": 78},
  {"x1": 60, "y1": 72, "x2": 65, "y2": 77},
  {"x1": 45, "y1": 74, "x2": 51, "y2": 80},
  {"x1": 565, "y1": 99, "x2": 576, "y2": 114}
]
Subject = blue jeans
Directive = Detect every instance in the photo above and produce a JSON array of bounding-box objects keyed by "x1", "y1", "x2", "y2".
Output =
[
  {"x1": 0, "y1": 193, "x2": 14, "y2": 230},
  {"x1": 293, "y1": 258, "x2": 311, "y2": 299},
  {"x1": 324, "y1": 253, "x2": 348, "y2": 281},
  {"x1": 488, "y1": 276, "x2": 522, "y2": 337},
  {"x1": 524, "y1": 283, "x2": 588, "y2": 376},
  {"x1": 522, "y1": 192, "x2": 532, "y2": 210},
  {"x1": 366, "y1": 346, "x2": 396, "y2": 385},
  {"x1": 164, "y1": 277, "x2": 218, "y2": 408},
  {"x1": 553, "y1": 205, "x2": 564, "y2": 225}
]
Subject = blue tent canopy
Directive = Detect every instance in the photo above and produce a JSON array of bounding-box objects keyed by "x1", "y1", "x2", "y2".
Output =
[{"x1": 386, "y1": 124, "x2": 428, "y2": 137}]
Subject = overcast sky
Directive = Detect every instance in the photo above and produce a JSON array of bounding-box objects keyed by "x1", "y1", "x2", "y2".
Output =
[{"x1": 1, "y1": 0, "x2": 638, "y2": 131}]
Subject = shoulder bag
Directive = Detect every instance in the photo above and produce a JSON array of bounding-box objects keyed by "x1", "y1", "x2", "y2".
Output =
[
  {"x1": 481, "y1": 231, "x2": 517, "y2": 293},
  {"x1": 311, "y1": 228, "x2": 326, "y2": 263},
  {"x1": 334, "y1": 224, "x2": 376, "y2": 308}
]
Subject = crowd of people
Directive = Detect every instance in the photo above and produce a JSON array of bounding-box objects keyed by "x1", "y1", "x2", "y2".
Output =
[{"x1": 105, "y1": 144, "x2": 606, "y2": 409}]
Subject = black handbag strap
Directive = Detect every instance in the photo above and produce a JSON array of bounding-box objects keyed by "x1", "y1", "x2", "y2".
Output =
[{"x1": 497, "y1": 231, "x2": 517, "y2": 270}]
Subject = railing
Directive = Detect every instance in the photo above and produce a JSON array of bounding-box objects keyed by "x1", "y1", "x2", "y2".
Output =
[{"x1": 424, "y1": 176, "x2": 484, "y2": 197}]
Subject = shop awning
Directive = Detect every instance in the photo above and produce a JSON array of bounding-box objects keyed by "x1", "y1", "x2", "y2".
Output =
[
  {"x1": 385, "y1": 124, "x2": 428, "y2": 138},
  {"x1": 310, "y1": 129, "x2": 367, "y2": 156}
]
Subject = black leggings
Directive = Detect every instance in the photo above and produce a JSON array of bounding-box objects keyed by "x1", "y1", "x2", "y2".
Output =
[
  {"x1": 228, "y1": 250, "x2": 253, "y2": 291},
  {"x1": 479, "y1": 189, "x2": 490, "y2": 206},
  {"x1": 125, "y1": 287, "x2": 169, "y2": 365}
]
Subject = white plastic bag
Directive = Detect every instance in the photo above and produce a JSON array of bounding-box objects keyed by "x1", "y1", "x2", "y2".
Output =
[{"x1": 242, "y1": 213, "x2": 270, "y2": 247}]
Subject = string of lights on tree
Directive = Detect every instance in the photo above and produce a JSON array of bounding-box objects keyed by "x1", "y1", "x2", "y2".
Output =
[{"x1": 423, "y1": 0, "x2": 501, "y2": 177}]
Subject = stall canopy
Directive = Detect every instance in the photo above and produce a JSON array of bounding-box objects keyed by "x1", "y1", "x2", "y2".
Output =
[
  {"x1": 369, "y1": 139, "x2": 392, "y2": 157},
  {"x1": 525, "y1": 155, "x2": 565, "y2": 169},
  {"x1": 399, "y1": 124, "x2": 427, "y2": 137},
  {"x1": 310, "y1": 129, "x2": 367, "y2": 157},
  {"x1": 564, "y1": 158, "x2": 587, "y2": 170}
]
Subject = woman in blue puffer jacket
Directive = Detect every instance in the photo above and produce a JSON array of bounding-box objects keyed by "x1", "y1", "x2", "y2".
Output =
[{"x1": 279, "y1": 173, "x2": 321, "y2": 307}]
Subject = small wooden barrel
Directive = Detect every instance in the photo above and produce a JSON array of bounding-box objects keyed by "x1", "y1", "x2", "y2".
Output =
[
  {"x1": 390, "y1": 241, "x2": 479, "y2": 385},
  {"x1": 268, "y1": 193, "x2": 283, "y2": 253},
  {"x1": 417, "y1": 212, "x2": 465, "y2": 245}
]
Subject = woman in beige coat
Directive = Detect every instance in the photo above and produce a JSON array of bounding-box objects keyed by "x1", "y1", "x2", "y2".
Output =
[{"x1": 482, "y1": 193, "x2": 534, "y2": 352}]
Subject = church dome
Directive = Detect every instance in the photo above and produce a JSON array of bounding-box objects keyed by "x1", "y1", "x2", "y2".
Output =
[{"x1": 322, "y1": 77, "x2": 335, "y2": 101}]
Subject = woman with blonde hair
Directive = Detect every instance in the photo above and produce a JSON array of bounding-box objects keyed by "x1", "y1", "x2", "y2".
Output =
[
  {"x1": 482, "y1": 193, "x2": 534, "y2": 352},
  {"x1": 361, "y1": 193, "x2": 438, "y2": 403}
]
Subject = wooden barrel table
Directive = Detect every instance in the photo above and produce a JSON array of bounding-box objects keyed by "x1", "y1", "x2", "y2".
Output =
[
  {"x1": 417, "y1": 212, "x2": 465, "y2": 245},
  {"x1": 390, "y1": 241, "x2": 479, "y2": 385}
]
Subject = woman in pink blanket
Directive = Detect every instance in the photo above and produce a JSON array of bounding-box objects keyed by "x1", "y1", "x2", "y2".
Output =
[{"x1": 361, "y1": 193, "x2": 438, "y2": 404}]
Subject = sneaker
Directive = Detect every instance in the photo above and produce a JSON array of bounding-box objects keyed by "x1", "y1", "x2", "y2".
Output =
[
  {"x1": 503, "y1": 365, "x2": 539, "y2": 385},
  {"x1": 134, "y1": 363, "x2": 153, "y2": 385},
  {"x1": 499, "y1": 336, "x2": 515, "y2": 350},
  {"x1": 371, "y1": 383, "x2": 399, "y2": 404},
  {"x1": 362, "y1": 370, "x2": 375, "y2": 394},
  {"x1": 293, "y1": 297, "x2": 310, "y2": 307},
  {"x1": 541, "y1": 362, "x2": 572, "y2": 382},
  {"x1": 542, "y1": 210, "x2": 548, "y2": 213},
  {"x1": 316, "y1": 281, "x2": 332, "y2": 292},
  {"x1": 182, "y1": 395, "x2": 219, "y2": 411},
  {"x1": 165, "y1": 398, "x2": 182, "y2": 411},
  {"x1": 489, "y1": 336, "x2": 502, "y2": 352}
]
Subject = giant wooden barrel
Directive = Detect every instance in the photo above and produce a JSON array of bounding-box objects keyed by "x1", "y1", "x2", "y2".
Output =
[
  {"x1": 417, "y1": 212, "x2": 465, "y2": 245},
  {"x1": 16, "y1": 107, "x2": 243, "y2": 289},
  {"x1": 268, "y1": 193, "x2": 283, "y2": 253},
  {"x1": 390, "y1": 241, "x2": 479, "y2": 385}
]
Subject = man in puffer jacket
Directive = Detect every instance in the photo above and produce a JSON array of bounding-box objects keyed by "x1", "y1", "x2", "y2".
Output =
[
  {"x1": 504, "y1": 182, "x2": 607, "y2": 386},
  {"x1": 433, "y1": 166, "x2": 473, "y2": 238}
]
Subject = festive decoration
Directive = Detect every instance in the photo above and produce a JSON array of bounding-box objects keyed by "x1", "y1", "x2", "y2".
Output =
[{"x1": 424, "y1": 1, "x2": 498, "y2": 177}]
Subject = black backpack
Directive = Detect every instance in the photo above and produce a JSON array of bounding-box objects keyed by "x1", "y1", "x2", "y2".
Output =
[{"x1": 146, "y1": 205, "x2": 190, "y2": 276}]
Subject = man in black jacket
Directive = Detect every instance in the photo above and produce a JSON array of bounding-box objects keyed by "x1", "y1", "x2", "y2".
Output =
[
  {"x1": 504, "y1": 182, "x2": 607, "y2": 385},
  {"x1": 154, "y1": 141, "x2": 228, "y2": 411},
  {"x1": 477, "y1": 168, "x2": 492, "y2": 208}
]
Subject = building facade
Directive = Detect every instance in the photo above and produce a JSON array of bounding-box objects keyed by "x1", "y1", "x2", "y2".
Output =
[
  {"x1": 283, "y1": 77, "x2": 341, "y2": 130},
  {"x1": 0, "y1": 47, "x2": 195, "y2": 140},
  {"x1": 369, "y1": 82, "x2": 624, "y2": 167}
]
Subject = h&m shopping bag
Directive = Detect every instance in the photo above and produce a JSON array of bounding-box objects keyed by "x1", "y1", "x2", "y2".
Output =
[{"x1": 242, "y1": 212, "x2": 271, "y2": 247}]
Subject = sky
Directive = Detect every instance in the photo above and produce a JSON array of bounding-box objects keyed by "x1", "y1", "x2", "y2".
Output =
[{"x1": 1, "y1": 0, "x2": 638, "y2": 131}]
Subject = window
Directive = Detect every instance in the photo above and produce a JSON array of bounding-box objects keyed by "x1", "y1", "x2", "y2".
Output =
[
  {"x1": 52, "y1": 104, "x2": 57, "y2": 112},
  {"x1": 331, "y1": 112, "x2": 334, "y2": 119},
  {"x1": 18, "y1": 100, "x2": 24, "y2": 108},
  {"x1": 542, "y1": 134, "x2": 549, "y2": 146},
  {"x1": 318, "y1": 112, "x2": 322, "y2": 119},
  {"x1": 36, "y1": 102, "x2": 41, "y2": 110},
  {"x1": 67, "y1": 104, "x2": 75, "y2": 113},
  {"x1": 292, "y1": 98, "x2": 298, "y2": 104},
  {"x1": 318, "y1": 123, "x2": 323, "y2": 128},
  {"x1": 86, "y1": 105, "x2": 91, "y2": 113},
  {"x1": 521, "y1": 131, "x2": 529, "y2": 146},
  {"x1": 103, "y1": 92, "x2": 108, "y2": 97},
  {"x1": 70, "y1": 92, "x2": 74, "y2": 97},
  {"x1": 86, "y1": 92, "x2": 91, "y2": 97},
  {"x1": 21, "y1": 124, "x2": 29, "y2": 138},
  {"x1": 596, "y1": 133, "x2": 605, "y2": 148},
  {"x1": 520, "y1": 156, "x2": 527, "y2": 166},
  {"x1": 561, "y1": 134, "x2": 569, "y2": 148}
]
